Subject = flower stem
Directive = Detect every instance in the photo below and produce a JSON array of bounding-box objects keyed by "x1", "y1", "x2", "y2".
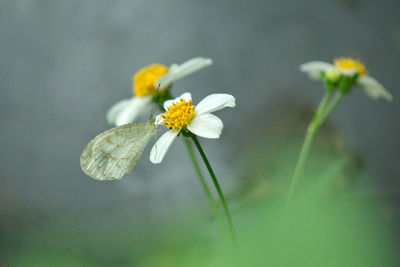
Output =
[
  {"x1": 190, "y1": 134, "x2": 237, "y2": 247},
  {"x1": 315, "y1": 91, "x2": 343, "y2": 128},
  {"x1": 182, "y1": 136, "x2": 228, "y2": 238},
  {"x1": 285, "y1": 89, "x2": 336, "y2": 209}
]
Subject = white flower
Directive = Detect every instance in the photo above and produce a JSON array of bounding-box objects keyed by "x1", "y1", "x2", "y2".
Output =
[
  {"x1": 150, "y1": 92, "x2": 236, "y2": 163},
  {"x1": 107, "y1": 57, "x2": 213, "y2": 126},
  {"x1": 299, "y1": 57, "x2": 393, "y2": 101},
  {"x1": 107, "y1": 95, "x2": 153, "y2": 126}
]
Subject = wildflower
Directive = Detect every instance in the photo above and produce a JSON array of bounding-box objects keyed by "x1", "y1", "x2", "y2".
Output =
[
  {"x1": 150, "y1": 92, "x2": 236, "y2": 163},
  {"x1": 107, "y1": 57, "x2": 213, "y2": 126},
  {"x1": 299, "y1": 57, "x2": 392, "y2": 101}
]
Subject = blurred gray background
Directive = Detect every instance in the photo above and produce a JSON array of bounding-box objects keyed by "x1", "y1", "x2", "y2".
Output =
[{"x1": 0, "y1": 0, "x2": 399, "y2": 262}]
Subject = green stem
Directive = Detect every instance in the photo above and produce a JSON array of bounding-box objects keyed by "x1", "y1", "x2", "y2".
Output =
[
  {"x1": 285, "y1": 89, "x2": 333, "y2": 209},
  {"x1": 182, "y1": 137, "x2": 228, "y2": 238},
  {"x1": 190, "y1": 134, "x2": 237, "y2": 247},
  {"x1": 315, "y1": 91, "x2": 343, "y2": 129},
  {"x1": 315, "y1": 90, "x2": 333, "y2": 120}
]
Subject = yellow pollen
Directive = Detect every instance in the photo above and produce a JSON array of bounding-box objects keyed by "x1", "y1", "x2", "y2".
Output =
[
  {"x1": 161, "y1": 98, "x2": 196, "y2": 130},
  {"x1": 334, "y1": 57, "x2": 368, "y2": 76},
  {"x1": 133, "y1": 63, "x2": 169, "y2": 97}
]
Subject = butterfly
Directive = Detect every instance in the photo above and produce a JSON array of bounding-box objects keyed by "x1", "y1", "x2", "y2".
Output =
[{"x1": 80, "y1": 117, "x2": 157, "y2": 180}]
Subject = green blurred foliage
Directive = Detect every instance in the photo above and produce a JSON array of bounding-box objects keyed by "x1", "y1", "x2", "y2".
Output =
[{"x1": 3, "y1": 99, "x2": 399, "y2": 266}]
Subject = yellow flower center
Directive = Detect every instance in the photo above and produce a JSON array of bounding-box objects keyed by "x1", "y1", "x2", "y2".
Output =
[
  {"x1": 161, "y1": 98, "x2": 196, "y2": 130},
  {"x1": 334, "y1": 57, "x2": 367, "y2": 76},
  {"x1": 133, "y1": 64, "x2": 169, "y2": 97}
]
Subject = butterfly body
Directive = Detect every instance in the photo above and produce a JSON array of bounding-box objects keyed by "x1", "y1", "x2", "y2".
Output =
[{"x1": 80, "y1": 121, "x2": 157, "y2": 180}]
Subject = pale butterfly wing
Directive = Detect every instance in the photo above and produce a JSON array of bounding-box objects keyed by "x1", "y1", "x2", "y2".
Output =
[{"x1": 80, "y1": 122, "x2": 157, "y2": 180}]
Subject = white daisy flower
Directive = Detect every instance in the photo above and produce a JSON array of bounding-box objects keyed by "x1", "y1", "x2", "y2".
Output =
[
  {"x1": 299, "y1": 57, "x2": 393, "y2": 101},
  {"x1": 150, "y1": 92, "x2": 236, "y2": 164},
  {"x1": 107, "y1": 57, "x2": 213, "y2": 126}
]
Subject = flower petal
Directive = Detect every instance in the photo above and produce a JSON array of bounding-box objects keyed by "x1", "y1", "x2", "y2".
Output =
[
  {"x1": 150, "y1": 130, "x2": 179, "y2": 164},
  {"x1": 299, "y1": 61, "x2": 335, "y2": 80},
  {"x1": 163, "y1": 92, "x2": 192, "y2": 110},
  {"x1": 155, "y1": 114, "x2": 164, "y2": 125},
  {"x1": 338, "y1": 68, "x2": 358, "y2": 76},
  {"x1": 106, "y1": 97, "x2": 135, "y2": 125},
  {"x1": 357, "y1": 75, "x2": 393, "y2": 101},
  {"x1": 115, "y1": 96, "x2": 152, "y2": 126},
  {"x1": 168, "y1": 63, "x2": 179, "y2": 73},
  {"x1": 194, "y1": 94, "x2": 236, "y2": 116},
  {"x1": 187, "y1": 113, "x2": 223, "y2": 139},
  {"x1": 156, "y1": 57, "x2": 213, "y2": 89}
]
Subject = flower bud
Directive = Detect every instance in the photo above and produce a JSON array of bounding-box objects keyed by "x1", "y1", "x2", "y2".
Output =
[{"x1": 325, "y1": 68, "x2": 341, "y2": 83}]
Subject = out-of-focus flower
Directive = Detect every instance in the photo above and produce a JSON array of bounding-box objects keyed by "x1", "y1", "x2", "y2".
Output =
[
  {"x1": 300, "y1": 57, "x2": 392, "y2": 101},
  {"x1": 107, "y1": 57, "x2": 213, "y2": 126},
  {"x1": 150, "y1": 92, "x2": 236, "y2": 163}
]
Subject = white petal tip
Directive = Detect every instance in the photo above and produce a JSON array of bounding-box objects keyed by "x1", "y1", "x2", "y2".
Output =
[
  {"x1": 382, "y1": 94, "x2": 393, "y2": 102},
  {"x1": 150, "y1": 158, "x2": 161, "y2": 164},
  {"x1": 204, "y1": 58, "x2": 213, "y2": 65},
  {"x1": 194, "y1": 93, "x2": 236, "y2": 116},
  {"x1": 299, "y1": 64, "x2": 308, "y2": 72},
  {"x1": 358, "y1": 76, "x2": 393, "y2": 102}
]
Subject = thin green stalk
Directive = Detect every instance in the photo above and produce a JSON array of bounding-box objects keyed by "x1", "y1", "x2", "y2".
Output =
[
  {"x1": 315, "y1": 91, "x2": 343, "y2": 129},
  {"x1": 285, "y1": 90, "x2": 333, "y2": 209},
  {"x1": 190, "y1": 134, "x2": 237, "y2": 247},
  {"x1": 182, "y1": 136, "x2": 228, "y2": 238},
  {"x1": 315, "y1": 90, "x2": 333, "y2": 120}
]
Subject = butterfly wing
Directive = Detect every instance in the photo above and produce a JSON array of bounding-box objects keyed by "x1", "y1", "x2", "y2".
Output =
[{"x1": 80, "y1": 122, "x2": 157, "y2": 180}]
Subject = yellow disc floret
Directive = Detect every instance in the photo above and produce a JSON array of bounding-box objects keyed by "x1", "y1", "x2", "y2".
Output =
[
  {"x1": 133, "y1": 64, "x2": 169, "y2": 97},
  {"x1": 161, "y1": 98, "x2": 196, "y2": 130},
  {"x1": 334, "y1": 57, "x2": 368, "y2": 76}
]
